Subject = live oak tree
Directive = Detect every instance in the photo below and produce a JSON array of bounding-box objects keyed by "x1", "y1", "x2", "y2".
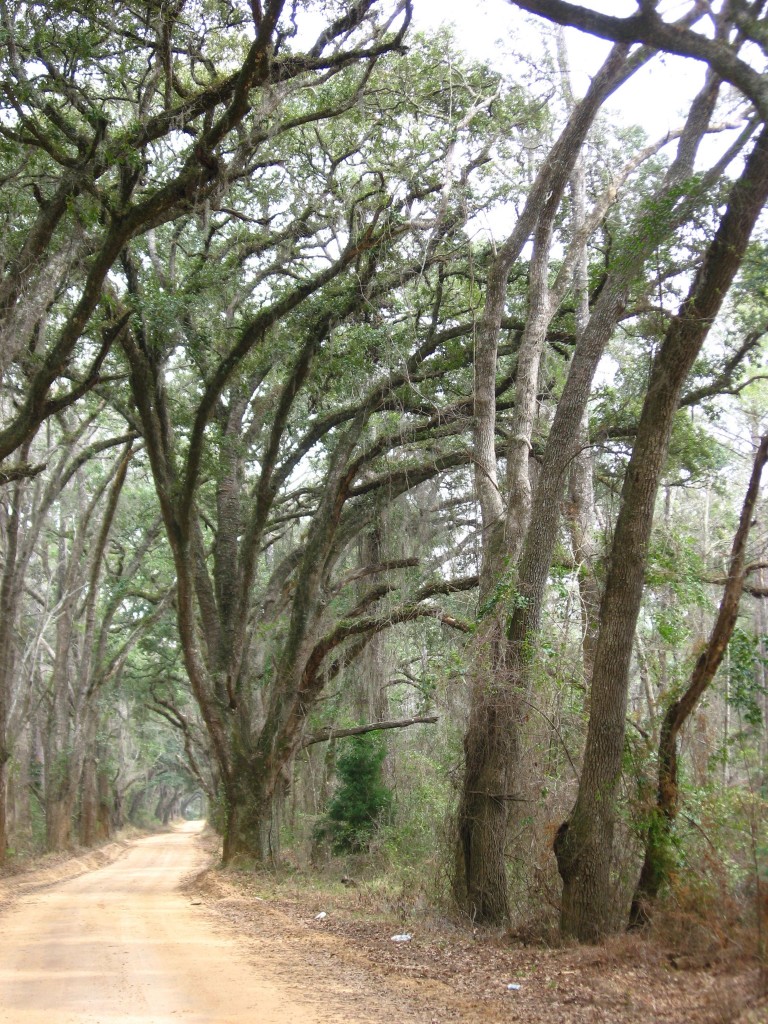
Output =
[
  {"x1": 115, "y1": 27, "x2": 522, "y2": 861},
  {"x1": 456, "y1": 7, "x2": 758, "y2": 922},
  {"x1": 456, "y1": 38, "x2": 652, "y2": 924},
  {"x1": 629, "y1": 433, "x2": 768, "y2": 927},
  {"x1": 0, "y1": 0, "x2": 413, "y2": 466},
  {"x1": 499, "y1": 0, "x2": 768, "y2": 940}
]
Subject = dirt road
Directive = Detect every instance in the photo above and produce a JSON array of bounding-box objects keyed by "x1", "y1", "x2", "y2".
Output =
[
  {"x1": 2, "y1": 824, "x2": 760, "y2": 1024},
  {"x1": 0, "y1": 822, "x2": 378, "y2": 1024}
]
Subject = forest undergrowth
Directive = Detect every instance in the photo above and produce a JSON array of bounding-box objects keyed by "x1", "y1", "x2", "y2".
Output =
[
  {"x1": 202, "y1": 848, "x2": 768, "y2": 1024},
  {"x1": 186, "y1": 797, "x2": 767, "y2": 1024}
]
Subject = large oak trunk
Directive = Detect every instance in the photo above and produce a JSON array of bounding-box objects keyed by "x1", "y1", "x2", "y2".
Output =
[
  {"x1": 45, "y1": 793, "x2": 76, "y2": 852},
  {"x1": 455, "y1": 620, "x2": 519, "y2": 922},
  {"x1": 80, "y1": 754, "x2": 113, "y2": 847},
  {"x1": 0, "y1": 758, "x2": 8, "y2": 865},
  {"x1": 629, "y1": 435, "x2": 768, "y2": 927},
  {"x1": 221, "y1": 759, "x2": 286, "y2": 865},
  {"x1": 456, "y1": 654, "x2": 517, "y2": 923},
  {"x1": 556, "y1": 126, "x2": 768, "y2": 942}
]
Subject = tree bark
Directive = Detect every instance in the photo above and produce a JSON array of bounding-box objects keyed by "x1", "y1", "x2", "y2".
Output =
[
  {"x1": 0, "y1": 445, "x2": 32, "y2": 862},
  {"x1": 456, "y1": 657, "x2": 519, "y2": 924},
  {"x1": 79, "y1": 755, "x2": 99, "y2": 848},
  {"x1": 45, "y1": 792, "x2": 77, "y2": 852},
  {"x1": 456, "y1": 43, "x2": 646, "y2": 926},
  {"x1": 456, "y1": 39, "x2": 727, "y2": 926},
  {"x1": 629, "y1": 433, "x2": 768, "y2": 927},
  {"x1": 80, "y1": 742, "x2": 114, "y2": 848},
  {"x1": 555, "y1": 126, "x2": 768, "y2": 943},
  {"x1": 564, "y1": 155, "x2": 601, "y2": 691}
]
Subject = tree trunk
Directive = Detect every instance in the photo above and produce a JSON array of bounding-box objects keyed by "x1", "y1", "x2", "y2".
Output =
[
  {"x1": 0, "y1": 757, "x2": 8, "y2": 865},
  {"x1": 112, "y1": 785, "x2": 124, "y2": 831},
  {"x1": 45, "y1": 792, "x2": 76, "y2": 852},
  {"x1": 43, "y1": 582, "x2": 80, "y2": 853},
  {"x1": 6, "y1": 731, "x2": 29, "y2": 839},
  {"x1": 127, "y1": 786, "x2": 149, "y2": 823},
  {"x1": 97, "y1": 767, "x2": 113, "y2": 839},
  {"x1": 80, "y1": 755, "x2": 99, "y2": 847},
  {"x1": 455, "y1": 45, "x2": 655, "y2": 924},
  {"x1": 222, "y1": 764, "x2": 283, "y2": 865},
  {"x1": 80, "y1": 750, "x2": 112, "y2": 847},
  {"x1": 455, "y1": 633, "x2": 517, "y2": 923},
  {"x1": 629, "y1": 434, "x2": 768, "y2": 927},
  {"x1": 556, "y1": 126, "x2": 768, "y2": 942},
  {"x1": 0, "y1": 450, "x2": 29, "y2": 863},
  {"x1": 564, "y1": 156, "x2": 601, "y2": 692},
  {"x1": 354, "y1": 515, "x2": 392, "y2": 723}
]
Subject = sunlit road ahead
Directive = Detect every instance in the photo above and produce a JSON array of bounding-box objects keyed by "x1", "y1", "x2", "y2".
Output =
[{"x1": 0, "y1": 823, "x2": 316, "y2": 1024}]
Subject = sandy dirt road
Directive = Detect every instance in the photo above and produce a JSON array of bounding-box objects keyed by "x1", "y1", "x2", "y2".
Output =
[
  {"x1": 0, "y1": 822, "x2": 374, "y2": 1024},
  {"x1": 2, "y1": 826, "x2": 762, "y2": 1024}
]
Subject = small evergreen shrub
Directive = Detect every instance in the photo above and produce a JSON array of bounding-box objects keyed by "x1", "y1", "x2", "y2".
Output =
[{"x1": 321, "y1": 734, "x2": 393, "y2": 853}]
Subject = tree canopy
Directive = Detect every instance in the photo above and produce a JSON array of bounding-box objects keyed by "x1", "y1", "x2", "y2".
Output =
[{"x1": 1, "y1": 0, "x2": 767, "y2": 952}]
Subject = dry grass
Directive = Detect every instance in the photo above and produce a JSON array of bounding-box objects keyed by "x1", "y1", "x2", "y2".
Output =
[{"x1": 197, "y1": 860, "x2": 768, "y2": 1024}]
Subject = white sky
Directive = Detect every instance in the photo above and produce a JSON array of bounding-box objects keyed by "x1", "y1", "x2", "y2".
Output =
[
  {"x1": 409, "y1": 1, "x2": 765, "y2": 432},
  {"x1": 412, "y1": 0, "x2": 710, "y2": 139}
]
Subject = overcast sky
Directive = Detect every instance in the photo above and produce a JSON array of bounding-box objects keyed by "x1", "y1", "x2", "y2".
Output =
[{"x1": 412, "y1": 0, "x2": 710, "y2": 140}]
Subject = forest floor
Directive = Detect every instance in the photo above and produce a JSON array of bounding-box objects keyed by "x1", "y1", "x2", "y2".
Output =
[
  {"x1": 0, "y1": 823, "x2": 764, "y2": 1023},
  {"x1": 197, "y1": 847, "x2": 768, "y2": 1024}
]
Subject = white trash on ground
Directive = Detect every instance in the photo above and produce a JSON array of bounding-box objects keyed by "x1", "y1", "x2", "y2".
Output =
[{"x1": 390, "y1": 933, "x2": 412, "y2": 942}]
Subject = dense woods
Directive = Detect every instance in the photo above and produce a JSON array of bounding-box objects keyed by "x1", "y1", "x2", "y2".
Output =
[{"x1": 1, "y1": 0, "x2": 767, "y2": 956}]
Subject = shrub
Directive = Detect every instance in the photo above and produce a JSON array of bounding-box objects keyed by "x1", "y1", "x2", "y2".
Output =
[{"x1": 321, "y1": 735, "x2": 393, "y2": 853}]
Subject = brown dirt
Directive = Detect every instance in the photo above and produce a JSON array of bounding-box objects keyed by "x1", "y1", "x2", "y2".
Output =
[
  {"x1": 0, "y1": 823, "x2": 764, "y2": 1023},
  {"x1": 191, "y1": 859, "x2": 768, "y2": 1024}
]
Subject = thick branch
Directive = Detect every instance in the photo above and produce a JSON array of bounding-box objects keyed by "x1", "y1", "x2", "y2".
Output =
[
  {"x1": 507, "y1": 1, "x2": 768, "y2": 118},
  {"x1": 299, "y1": 715, "x2": 438, "y2": 749},
  {"x1": 0, "y1": 463, "x2": 45, "y2": 486}
]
